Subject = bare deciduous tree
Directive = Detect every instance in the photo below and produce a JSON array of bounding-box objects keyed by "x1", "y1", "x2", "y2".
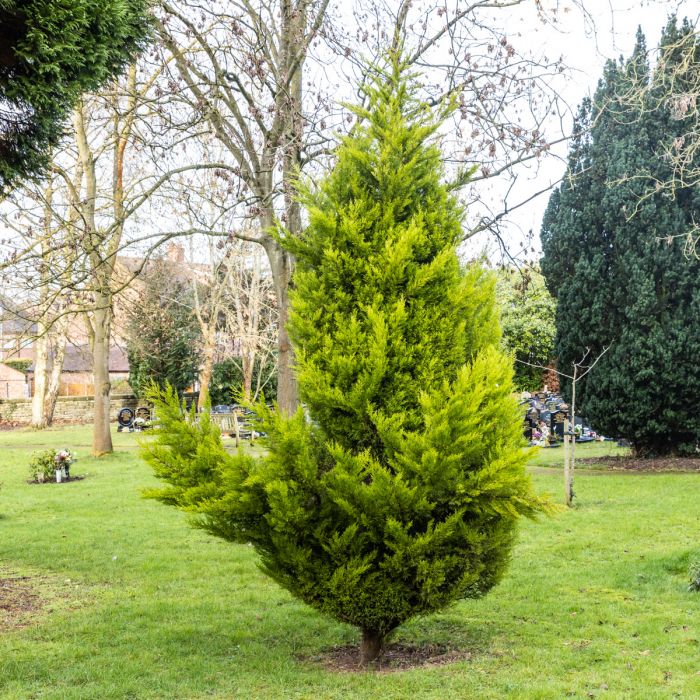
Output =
[
  {"x1": 518, "y1": 344, "x2": 610, "y2": 507},
  {"x1": 222, "y1": 241, "x2": 277, "y2": 402},
  {"x1": 155, "y1": 0, "x2": 577, "y2": 411},
  {"x1": 190, "y1": 244, "x2": 233, "y2": 410},
  {"x1": 0, "y1": 171, "x2": 81, "y2": 427},
  {"x1": 155, "y1": 0, "x2": 330, "y2": 412}
]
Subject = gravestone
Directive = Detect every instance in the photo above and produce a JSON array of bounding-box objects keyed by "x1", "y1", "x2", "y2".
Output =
[{"x1": 551, "y1": 409, "x2": 567, "y2": 439}]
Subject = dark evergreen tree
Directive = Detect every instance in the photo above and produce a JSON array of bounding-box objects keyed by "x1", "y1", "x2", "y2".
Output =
[
  {"x1": 541, "y1": 21, "x2": 700, "y2": 456},
  {"x1": 126, "y1": 259, "x2": 201, "y2": 398},
  {"x1": 0, "y1": 0, "x2": 150, "y2": 194},
  {"x1": 142, "y1": 57, "x2": 548, "y2": 664},
  {"x1": 209, "y1": 356, "x2": 278, "y2": 405}
]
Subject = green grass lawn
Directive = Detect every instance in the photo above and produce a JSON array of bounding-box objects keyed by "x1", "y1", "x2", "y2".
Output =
[
  {"x1": 1, "y1": 425, "x2": 699, "y2": 699},
  {"x1": 527, "y1": 440, "x2": 630, "y2": 468}
]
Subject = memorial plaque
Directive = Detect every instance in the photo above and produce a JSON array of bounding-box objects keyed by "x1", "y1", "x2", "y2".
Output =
[{"x1": 551, "y1": 409, "x2": 566, "y2": 439}]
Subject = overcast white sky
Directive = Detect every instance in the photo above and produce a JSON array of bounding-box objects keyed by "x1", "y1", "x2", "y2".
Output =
[
  {"x1": 1, "y1": 1, "x2": 697, "y2": 271},
  {"x1": 477, "y1": 0, "x2": 700, "y2": 262}
]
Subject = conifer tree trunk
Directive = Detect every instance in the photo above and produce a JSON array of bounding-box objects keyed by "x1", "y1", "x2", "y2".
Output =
[{"x1": 360, "y1": 630, "x2": 383, "y2": 666}]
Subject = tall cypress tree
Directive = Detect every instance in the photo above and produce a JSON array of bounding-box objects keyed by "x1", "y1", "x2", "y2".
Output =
[
  {"x1": 541, "y1": 21, "x2": 700, "y2": 456},
  {"x1": 142, "y1": 57, "x2": 548, "y2": 664}
]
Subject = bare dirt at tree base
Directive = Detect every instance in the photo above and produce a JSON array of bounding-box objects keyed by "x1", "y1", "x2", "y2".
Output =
[
  {"x1": 304, "y1": 643, "x2": 472, "y2": 673},
  {"x1": 0, "y1": 570, "x2": 87, "y2": 631}
]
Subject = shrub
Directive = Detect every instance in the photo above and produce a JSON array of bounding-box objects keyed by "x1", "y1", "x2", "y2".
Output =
[
  {"x1": 209, "y1": 357, "x2": 278, "y2": 405},
  {"x1": 28, "y1": 449, "x2": 58, "y2": 483}
]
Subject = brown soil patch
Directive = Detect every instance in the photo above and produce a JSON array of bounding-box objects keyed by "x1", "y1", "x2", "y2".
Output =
[
  {"x1": 305, "y1": 643, "x2": 472, "y2": 673},
  {"x1": 579, "y1": 455, "x2": 700, "y2": 472},
  {"x1": 0, "y1": 575, "x2": 42, "y2": 630}
]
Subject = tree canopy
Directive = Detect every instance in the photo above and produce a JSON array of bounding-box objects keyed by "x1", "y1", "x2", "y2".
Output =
[
  {"x1": 541, "y1": 20, "x2": 700, "y2": 456},
  {"x1": 496, "y1": 267, "x2": 556, "y2": 391},
  {"x1": 142, "y1": 57, "x2": 548, "y2": 664},
  {"x1": 126, "y1": 258, "x2": 201, "y2": 398},
  {"x1": 0, "y1": 0, "x2": 150, "y2": 194}
]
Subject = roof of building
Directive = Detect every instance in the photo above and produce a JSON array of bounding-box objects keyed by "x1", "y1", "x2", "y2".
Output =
[
  {"x1": 0, "y1": 362, "x2": 30, "y2": 379},
  {"x1": 61, "y1": 345, "x2": 130, "y2": 373},
  {"x1": 0, "y1": 294, "x2": 37, "y2": 335}
]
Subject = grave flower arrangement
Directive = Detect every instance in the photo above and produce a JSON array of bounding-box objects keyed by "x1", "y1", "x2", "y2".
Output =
[
  {"x1": 54, "y1": 449, "x2": 74, "y2": 480},
  {"x1": 28, "y1": 448, "x2": 75, "y2": 483}
]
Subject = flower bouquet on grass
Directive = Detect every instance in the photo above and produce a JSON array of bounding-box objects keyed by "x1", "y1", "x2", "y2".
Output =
[
  {"x1": 54, "y1": 449, "x2": 74, "y2": 481},
  {"x1": 28, "y1": 449, "x2": 76, "y2": 484}
]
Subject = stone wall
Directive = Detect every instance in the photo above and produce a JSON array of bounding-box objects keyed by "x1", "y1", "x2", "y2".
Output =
[{"x1": 0, "y1": 394, "x2": 139, "y2": 424}]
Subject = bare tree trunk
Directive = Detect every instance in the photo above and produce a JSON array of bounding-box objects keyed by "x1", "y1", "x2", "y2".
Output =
[
  {"x1": 159, "y1": 3, "x2": 320, "y2": 417},
  {"x1": 276, "y1": 9, "x2": 304, "y2": 414},
  {"x1": 563, "y1": 417, "x2": 572, "y2": 507},
  {"x1": 92, "y1": 302, "x2": 113, "y2": 455},
  {"x1": 266, "y1": 242, "x2": 298, "y2": 414},
  {"x1": 360, "y1": 629, "x2": 383, "y2": 666},
  {"x1": 31, "y1": 326, "x2": 49, "y2": 429},
  {"x1": 197, "y1": 338, "x2": 216, "y2": 411},
  {"x1": 570, "y1": 368, "x2": 578, "y2": 503},
  {"x1": 32, "y1": 182, "x2": 53, "y2": 429},
  {"x1": 44, "y1": 326, "x2": 68, "y2": 426},
  {"x1": 242, "y1": 350, "x2": 255, "y2": 401}
]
